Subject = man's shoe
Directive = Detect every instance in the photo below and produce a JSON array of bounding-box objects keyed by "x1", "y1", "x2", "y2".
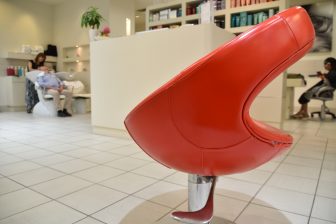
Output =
[
  {"x1": 63, "y1": 109, "x2": 72, "y2": 117},
  {"x1": 57, "y1": 110, "x2": 65, "y2": 117}
]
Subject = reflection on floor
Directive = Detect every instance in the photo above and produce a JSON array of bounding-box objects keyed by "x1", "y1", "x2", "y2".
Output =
[{"x1": 0, "y1": 112, "x2": 335, "y2": 224}]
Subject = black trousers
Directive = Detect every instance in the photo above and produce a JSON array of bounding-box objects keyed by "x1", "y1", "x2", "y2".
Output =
[{"x1": 298, "y1": 80, "x2": 324, "y2": 104}]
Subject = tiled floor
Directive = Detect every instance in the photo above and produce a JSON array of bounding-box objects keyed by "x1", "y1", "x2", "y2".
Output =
[{"x1": 0, "y1": 112, "x2": 335, "y2": 224}]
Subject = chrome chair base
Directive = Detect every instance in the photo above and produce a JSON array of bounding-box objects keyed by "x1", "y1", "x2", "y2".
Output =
[{"x1": 171, "y1": 175, "x2": 217, "y2": 224}]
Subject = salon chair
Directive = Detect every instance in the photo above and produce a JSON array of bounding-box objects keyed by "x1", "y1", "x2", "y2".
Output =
[
  {"x1": 311, "y1": 86, "x2": 336, "y2": 120},
  {"x1": 125, "y1": 7, "x2": 314, "y2": 224}
]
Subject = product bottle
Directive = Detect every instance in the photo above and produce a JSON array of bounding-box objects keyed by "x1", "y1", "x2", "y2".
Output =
[{"x1": 14, "y1": 66, "x2": 18, "y2": 76}]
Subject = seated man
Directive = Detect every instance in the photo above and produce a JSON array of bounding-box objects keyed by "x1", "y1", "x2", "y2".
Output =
[{"x1": 36, "y1": 68, "x2": 73, "y2": 117}]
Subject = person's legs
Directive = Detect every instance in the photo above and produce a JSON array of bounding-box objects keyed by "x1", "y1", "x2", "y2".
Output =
[
  {"x1": 62, "y1": 89, "x2": 73, "y2": 116},
  {"x1": 292, "y1": 84, "x2": 323, "y2": 118},
  {"x1": 46, "y1": 89, "x2": 62, "y2": 111},
  {"x1": 47, "y1": 89, "x2": 65, "y2": 117}
]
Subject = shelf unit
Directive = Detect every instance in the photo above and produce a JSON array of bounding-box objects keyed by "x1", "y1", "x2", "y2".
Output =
[
  {"x1": 62, "y1": 44, "x2": 90, "y2": 73},
  {"x1": 2, "y1": 52, "x2": 57, "y2": 76},
  {"x1": 6, "y1": 52, "x2": 57, "y2": 63},
  {"x1": 146, "y1": 0, "x2": 286, "y2": 33}
]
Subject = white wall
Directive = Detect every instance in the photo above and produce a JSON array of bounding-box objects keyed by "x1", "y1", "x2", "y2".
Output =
[
  {"x1": 109, "y1": 0, "x2": 135, "y2": 37},
  {"x1": 53, "y1": 0, "x2": 135, "y2": 71},
  {"x1": 53, "y1": 0, "x2": 110, "y2": 48},
  {"x1": 0, "y1": 0, "x2": 54, "y2": 76},
  {"x1": 0, "y1": 0, "x2": 54, "y2": 55}
]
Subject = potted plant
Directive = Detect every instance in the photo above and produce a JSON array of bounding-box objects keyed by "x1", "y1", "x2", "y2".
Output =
[{"x1": 81, "y1": 6, "x2": 105, "y2": 41}]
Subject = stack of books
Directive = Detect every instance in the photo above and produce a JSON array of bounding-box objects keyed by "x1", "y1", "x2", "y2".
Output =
[
  {"x1": 149, "y1": 8, "x2": 182, "y2": 22},
  {"x1": 231, "y1": 0, "x2": 276, "y2": 8}
]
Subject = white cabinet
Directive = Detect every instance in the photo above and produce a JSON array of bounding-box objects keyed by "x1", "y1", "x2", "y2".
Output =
[
  {"x1": 62, "y1": 45, "x2": 90, "y2": 73},
  {"x1": 0, "y1": 76, "x2": 26, "y2": 111}
]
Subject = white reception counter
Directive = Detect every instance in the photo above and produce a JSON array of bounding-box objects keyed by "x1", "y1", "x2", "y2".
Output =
[{"x1": 90, "y1": 24, "x2": 286, "y2": 137}]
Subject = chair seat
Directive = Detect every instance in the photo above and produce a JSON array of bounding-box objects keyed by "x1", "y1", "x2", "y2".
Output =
[{"x1": 125, "y1": 7, "x2": 314, "y2": 176}]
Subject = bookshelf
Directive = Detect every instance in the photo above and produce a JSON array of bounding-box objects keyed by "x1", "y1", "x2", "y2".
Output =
[
  {"x1": 146, "y1": 0, "x2": 286, "y2": 33},
  {"x1": 62, "y1": 44, "x2": 90, "y2": 73}
]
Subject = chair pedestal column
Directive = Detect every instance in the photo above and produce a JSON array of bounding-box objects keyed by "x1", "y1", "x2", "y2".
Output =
[
  {"x1": 171, "y1": 175, "x2": 216, "y2": 224},
  {"x1": 188, "y1": 174, "x2": 212, "y2": 212}
]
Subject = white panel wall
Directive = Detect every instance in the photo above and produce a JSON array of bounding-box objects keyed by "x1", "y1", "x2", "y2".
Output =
[
  {"x1": 0, "y1": 0, "x2": 54, "y2": 76},
  {"x1": 109, "y1": 0, "x2": 135, "y2": 37},
  {"x1": 0, "y1": 0, "x2": 54, "y2": 56}
]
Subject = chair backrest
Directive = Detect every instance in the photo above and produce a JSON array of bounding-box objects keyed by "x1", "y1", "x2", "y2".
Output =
[{"x1": 124, "y1": 7, "x2": 315, "y2": 176}]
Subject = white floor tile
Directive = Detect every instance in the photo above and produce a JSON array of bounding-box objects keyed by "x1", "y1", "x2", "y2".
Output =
[
  {"x1": 256, "y1": 161, "x2": 280, "y2": 172},
  {"x1": 130, "y1": 151, "x2": 156, "y2": 162},
  {"x1": 0, "y1": 154, "x2": 23, "y2": 166},
  {"x1": 15, "y1": 149, "x2": 54, "y2": 160},
  {"x1": 163, "y1": 172, "x2": 188, "y2": 187},
  {"x1": 266, "y1": 173, "x2": 318, "y2": 194},
  {"x1": 105, "y1": 157, "x2": 150, "y2": 171},
  {"x1": 81, "y1": 152, "x2": 122, "y2": 164},
  {"x1": 311, "y1": 196, "x2": 336, "y2": 222},
  {"x1": 283, "y1": 156, "x2": 322, "y2": 169},
  {"x1": 320, "y1": 170, "x2": 336, "y2": 182},
  {"x1": 227, "y1": 169, "x2": 272, "y2": 184},
  {"x1": 0, "y1": 161, "x2": 42, "y2": 176},
  {"x1": 50, "y1": 159, "x2": 97, "y2": 174},
  {"x1": 62, "y1": 148, "x2": 100, "y2": 158},
  {"x1": 46, "y1": 144, "x2": 81, "y2": 153},
  {"x1": 134, "y1": 181, "x2": 187, "y2": 208},
  {"x1": 0, "y1": 201, "x2": 85, "y2": 224},
  {"x1": 253, "y1": 186, "x2": 314, "y2": 216},
  {"x1": 74, "y1": 217, "x2": 106, "y2": 224},
  {"x1": 276, "y1": 163, "x2": 321, "y2": 179},
  {"x1": 9, "y1": 167, "x2": 65, "y2": 186},
  {"x1": 72, "y1": 165, "x2": 125, "y2": 183},
  {"x1": 0, "y1": 178, "x2": 24, "y2": 195},
  {"x1": 323, "y1": 160, "x2": 336, "y2": 171},
  {"x1": 215, "y1": 177, "x2": 261, "y2": 202},
  {"x1": 31, "y1": 175, "x2": 92, "y2": 199},
  {"x1": 131, "y1": 163, "x2": 175, "y2": 180},
  {"x1": 236, "y1": 203, "x2": 308, "y2": 224},
  {"x1": 0, "y1": 145, "x2": 38, "y2": 155},
  {"x1": 88, "y1": 142, "x2": 125, "y2": 151},
  {"x1": 101, "y1": 172, "x2": 157, "y2": 194},
  {"x1": 309, "y1": 218, "x2": 336, "y2": 224},
  {"x1": 108, "y1": 144, "x2": 141, "y2": 156},
  {"x1": 58, "y1": 184, "x2": 127, "y2": 215},
  {"x1": 0, "y1": 188, "x2": 50, "y2": 219},
  {"x1": 92, "y1": 196, "x2": 170, "y2": 224},
  {"x1": 32, "y1": 154, "x2": 75, "y2": 166},
  {"x1": 213, "y1": 195, "x2": 248, "y2": 221},
  {"x1": 317, "y1": 180, "x2": 336, "y2": 199}
]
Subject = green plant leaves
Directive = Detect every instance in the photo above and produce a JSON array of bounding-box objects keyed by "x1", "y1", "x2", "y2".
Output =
[{"x1": 81, "y1": 6, "x2": 105, "y2": 29}]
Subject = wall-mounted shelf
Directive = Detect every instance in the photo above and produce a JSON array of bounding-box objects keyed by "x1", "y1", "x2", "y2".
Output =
[
  {"x1": 6, "y1": 52, "x2": 57, "y2": 63},
  {"x1": 62, "y1": 57, "x2": 90, "y2": 63},
  {"x1": 62, "y1": 44, "x2": 90, "y2": 73},
  {"x1": 146, "y1": 0, "x2": 284, "y2": 33}
]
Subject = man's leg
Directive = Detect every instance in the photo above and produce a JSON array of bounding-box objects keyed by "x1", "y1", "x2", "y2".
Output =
[
  {"x1": 62, "y1": 89, "x2": 73, "y2": 115},
  {"x1": 47, "y1": 89, "x2": 62, "y2": 111}
]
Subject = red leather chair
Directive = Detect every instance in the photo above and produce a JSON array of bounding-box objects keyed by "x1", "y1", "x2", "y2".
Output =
[{"x1": 125, "y1": 7, "x2": 314, "y2": 223}]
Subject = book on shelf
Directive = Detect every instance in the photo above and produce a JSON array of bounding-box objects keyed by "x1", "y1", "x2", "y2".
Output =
[
  {"x1": 159, "y1": 9, "x2": 169, "y2": 20},
  {"x1": 231, "y1": 0, "x2": 276, "y2": 7},
  {"x1": 169, "y1": 9, "x2": 177, "y2": 19}
]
